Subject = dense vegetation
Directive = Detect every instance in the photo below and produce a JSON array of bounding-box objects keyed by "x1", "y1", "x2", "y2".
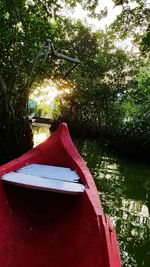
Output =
[
  {"x1": 51, "y1": 1, "x2": 150, "y2": 160},
  {"x1": 0, "y1": 0, "x2": 149, "y2": 163},
  {"x1": 53, "y1": 51, "x2": 150, "y2": 159}
]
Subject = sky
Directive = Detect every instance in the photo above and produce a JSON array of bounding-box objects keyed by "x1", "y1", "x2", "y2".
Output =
[
  {"x1": 63, "y1": 0, "x2": 140, "y2": 31},
  {"x1": 67, "y1": 0, "x2": 122, "y2": 31},
  {"x1": 61, "y1": 0, "x2": 139, "y2": 51}
]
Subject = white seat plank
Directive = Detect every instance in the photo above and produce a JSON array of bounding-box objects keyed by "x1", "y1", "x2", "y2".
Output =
[
  {"x1": 17, "y1": 164, "x2": 80, "y2": 182},
  {"x1": 2, "y1": 172, "x2": 85, "y2": 194}
]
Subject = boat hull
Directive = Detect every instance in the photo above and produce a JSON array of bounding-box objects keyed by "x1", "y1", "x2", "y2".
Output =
[{"x1": 0, "y1": 123, "x2": 121, "y2": 267}]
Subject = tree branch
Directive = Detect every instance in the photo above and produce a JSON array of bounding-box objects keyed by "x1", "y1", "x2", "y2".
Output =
[
  {"x1": 63, "y1": 64, "x2": 78, "y2": 78},
  {"x1": 42, "y1": 2, "x2": 52, "y2": 17},
  {"x1": 47, "y1": 39, "x2": 80, "y2": 64}
]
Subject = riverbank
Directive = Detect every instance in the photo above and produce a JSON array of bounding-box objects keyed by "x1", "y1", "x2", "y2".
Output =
[{"x1": 50, "y1": 120, "x2": 150, "y2": 163}]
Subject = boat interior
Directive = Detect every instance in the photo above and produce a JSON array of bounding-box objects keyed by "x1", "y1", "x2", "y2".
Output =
[{"x1": 0, "y1": 177, "x2": 104, "y2": 267}]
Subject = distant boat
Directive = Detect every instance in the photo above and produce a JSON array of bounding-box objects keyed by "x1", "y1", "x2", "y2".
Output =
[{"x1": 0, "y1": 123, "x2": 121, "y2": 267}]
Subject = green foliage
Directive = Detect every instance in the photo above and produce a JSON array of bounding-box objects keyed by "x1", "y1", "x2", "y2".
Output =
[
  {"x1": 36, "y1": 103, "x2": 52, "y2": 118},
  {"x1": 111, "y1": 0, "x2": 150, "y2": 54},
  {"x1": 0, "y1": 0, "x2": 61, "y2": 94},
  {"x1": 0, "y1": 0, "x2": 86, "y2": 162},
  {"x1": 136, "y1": 66, "x2": 150, "y2": 93},
  {"x1": 141, "y1": 26, "x2": 150, "y2": 53},
  {"x1": 53, "y1": 29, "x2": 132, "y2": 137},
  {"x1": 65, "y1": 0, "x2": 99, "y2": 11},
  {"x1": 52, "y1": 22, "x2": 150, "y2": 158},
  {"x1": 111, "y1": 64, "x2": 150, "y2": 157},
  {"x1": 0, "y1": 0, "x2": 60, "y2": 162}
]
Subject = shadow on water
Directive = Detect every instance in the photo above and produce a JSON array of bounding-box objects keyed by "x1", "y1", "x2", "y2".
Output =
[{"x1": 75, "y1": 139, "x2": 150, "y2": 267}]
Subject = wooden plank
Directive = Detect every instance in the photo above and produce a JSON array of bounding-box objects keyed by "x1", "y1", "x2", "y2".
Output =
[
  {"x1": 2, "y1": 172, "x2": 85, "y2": 194},
  {"x1": 17, "y1": 164, "x2": 80, "y2": 182}
]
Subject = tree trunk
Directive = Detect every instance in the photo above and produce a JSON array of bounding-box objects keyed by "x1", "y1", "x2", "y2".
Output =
[{"x1": 0, "y1": 93, "x2": 33, "y2": 165}]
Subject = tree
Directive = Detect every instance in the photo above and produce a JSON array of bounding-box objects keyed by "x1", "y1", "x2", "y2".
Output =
[
  {"x1": 52, "y1": 29, "x2": 132, "y2": 137},
  {"x1": 0, "y1": 1, "x2": 58, "y2": 163},
  {"x1": 111, "y1": 0, "x2": 150, "y2": 54},
  {"x1": 0, "y1": 0, "x2": 84, "y2": 164}
]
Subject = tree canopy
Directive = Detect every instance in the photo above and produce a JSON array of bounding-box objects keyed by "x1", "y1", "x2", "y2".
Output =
[{"x1": 111, "y1": 0, "x2": 150, "y2": 53}]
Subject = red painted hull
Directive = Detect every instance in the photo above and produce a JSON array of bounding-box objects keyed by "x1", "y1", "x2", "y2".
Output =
[{"x1": 0, "y1": 123, "x2": 122, "y2": 267}]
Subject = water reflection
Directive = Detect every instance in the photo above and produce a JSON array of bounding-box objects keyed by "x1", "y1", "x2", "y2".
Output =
[
  {"x1": 32, "y1": 127, "x2": 150, "y2": 267},
  {"x1": 76, "y1": 139, "x2": 150, "y2": 267},
  {"x1": 32, "y1": 124, "x2": 50, "y2": 146}
]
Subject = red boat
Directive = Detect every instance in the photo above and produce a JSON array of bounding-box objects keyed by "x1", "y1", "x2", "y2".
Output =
[{"x1": 0, "y1": 123, "x2": 121, "y2": 267}]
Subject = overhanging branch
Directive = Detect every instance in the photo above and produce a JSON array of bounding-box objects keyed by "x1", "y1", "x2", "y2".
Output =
[{"x1": 47, "y1": 39, "x2": 80, "y2": 64}]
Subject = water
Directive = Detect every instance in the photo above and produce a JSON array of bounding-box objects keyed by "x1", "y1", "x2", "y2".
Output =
[
  {"x1": 32, "y1": 123, "x2": 50, "y2": 146},
  {"x1": 76, "y1": 139, "x2": 150, "y2": 267},
  {"x1": 33, "y1": 126, "x2": 150, "y2": 267}
]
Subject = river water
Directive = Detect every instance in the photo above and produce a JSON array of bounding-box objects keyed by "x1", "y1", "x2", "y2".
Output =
[{"x1": 33, "y1": 125, "x2": 150, "y2": 267}]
